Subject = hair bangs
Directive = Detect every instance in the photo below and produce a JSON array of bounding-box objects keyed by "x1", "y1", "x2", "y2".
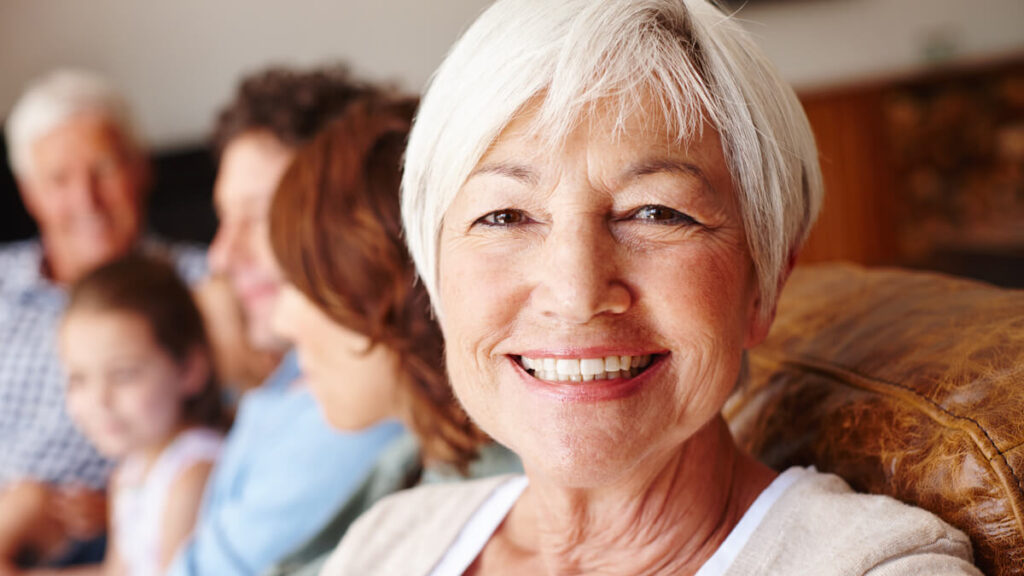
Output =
[
  {"x1": 534, "y1": 1, "x2": 720, "y2": 151},
  {"x1": 403, "y1": 0, "x2": 823, "y2": 324}
]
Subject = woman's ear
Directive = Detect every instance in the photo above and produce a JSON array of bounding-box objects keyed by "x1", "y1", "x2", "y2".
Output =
[
  {"x1": 180, "y1": 346, "x2": 212, "y2": 398},
  {"x1": 744, "y1": 248, "x2": 800, "y2": 349}
]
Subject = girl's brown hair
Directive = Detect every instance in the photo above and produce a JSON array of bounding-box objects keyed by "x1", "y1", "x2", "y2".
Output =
[
  {"x1": 269, "y1": 95, "x2": 485, "y2": 471},
  {"x1": 65, "y1": 253, "x2": 228, "y2": 431}
]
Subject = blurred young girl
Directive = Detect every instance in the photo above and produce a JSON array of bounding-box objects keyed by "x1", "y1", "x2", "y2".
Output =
[{"x1": 54, "y1": 253, "x2": 227, "y2": 576}]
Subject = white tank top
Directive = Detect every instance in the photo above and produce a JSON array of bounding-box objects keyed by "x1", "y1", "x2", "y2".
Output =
[{"x1": 112, "y1": 428, "x2": 223, "y2": 576}]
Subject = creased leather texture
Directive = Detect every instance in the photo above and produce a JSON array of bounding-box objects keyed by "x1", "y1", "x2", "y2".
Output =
[{"x1": 726, "y1": 263, "x2": 1024, "y2": 576}]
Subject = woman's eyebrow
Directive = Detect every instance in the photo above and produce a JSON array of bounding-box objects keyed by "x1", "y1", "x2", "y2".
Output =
[
  {"x1": 622, "y1": 158, "x2": 715, "y2": 196},
  {"x1": 468, "y1": 161, "x2": 539, "y2": 186}
]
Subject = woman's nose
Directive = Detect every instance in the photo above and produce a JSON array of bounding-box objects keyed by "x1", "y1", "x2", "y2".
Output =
[{"x1": 532, "y1": 218, "x2": 631, "y2": 324}]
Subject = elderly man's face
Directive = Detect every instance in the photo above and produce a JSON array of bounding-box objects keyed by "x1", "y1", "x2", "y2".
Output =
[
  {"x1": 20, "y1": 113, "x2": 146, "y2": 283},
  {"x1": 209, "y1": 130, "x2": 294, "y2": 353},
  {"x1": 438, "y1": 105, "x2": 772, "y2": 487}
]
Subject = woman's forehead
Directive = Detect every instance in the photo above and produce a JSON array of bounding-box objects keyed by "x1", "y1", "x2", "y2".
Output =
[
  {"x1": 475, "y1": 100, "x2": 725, "y2": 181},
  {"x1": 486, "y1": 90, "x2": 716, "y2": 154}
]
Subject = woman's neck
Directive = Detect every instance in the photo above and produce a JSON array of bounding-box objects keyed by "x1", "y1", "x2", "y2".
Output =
[{"x1": 480, "y1": 417, "x2": 775, "y2": 575}]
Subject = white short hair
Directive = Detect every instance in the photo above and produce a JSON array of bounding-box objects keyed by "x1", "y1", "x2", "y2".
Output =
[
  {"x1": 5, "y1": 69, "x2": 141, "y2": 179},
  {"x1": 402, "y1": 0, "x2": 823, "y2": 320}
]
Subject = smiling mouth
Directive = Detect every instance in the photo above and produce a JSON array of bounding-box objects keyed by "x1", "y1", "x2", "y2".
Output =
[{"x1": 515, "y1": 354, "x2": 659, "y2": 382}]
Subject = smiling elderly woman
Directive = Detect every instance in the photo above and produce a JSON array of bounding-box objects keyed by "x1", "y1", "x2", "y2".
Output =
[{"x1": 322, "y1": 1, "x2": 981, "y2": 575}]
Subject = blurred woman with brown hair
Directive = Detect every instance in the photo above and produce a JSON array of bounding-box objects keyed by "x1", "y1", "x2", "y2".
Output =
[{"x1": 263, "y1": 94, "x2": 520, "y2": 576}]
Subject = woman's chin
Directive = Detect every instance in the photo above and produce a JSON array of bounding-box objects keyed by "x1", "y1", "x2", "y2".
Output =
[
  {"x1": 505, "y1": 421, "x2": 668, "y2": 489},
  {"x1": 520, "y1": 446, "x2": 654, "y2": 490}
]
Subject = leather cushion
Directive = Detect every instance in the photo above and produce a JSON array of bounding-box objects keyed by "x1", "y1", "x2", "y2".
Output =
[{"x1": 726, "y1": 263, "x2": 1024, "y2": 576}]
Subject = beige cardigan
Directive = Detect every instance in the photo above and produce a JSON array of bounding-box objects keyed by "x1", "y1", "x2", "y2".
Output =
[{"x1": 321, "y1": 471, "x2": 981, "y2": 575}]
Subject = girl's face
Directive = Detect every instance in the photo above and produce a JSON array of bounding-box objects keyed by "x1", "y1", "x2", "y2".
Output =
[{"x1": 60, "y1": 309, "x2": 201, "y2": 459}]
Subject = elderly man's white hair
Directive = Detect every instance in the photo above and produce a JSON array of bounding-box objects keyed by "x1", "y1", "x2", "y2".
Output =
[
  {"x1": 402, "y1": 0, "x2": 824, "y2": 321},
  {"x1": 5, "y1": 69, "x2": 141, "y2": 179}
]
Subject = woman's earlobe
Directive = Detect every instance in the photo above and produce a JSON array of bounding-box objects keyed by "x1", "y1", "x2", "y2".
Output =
[
  {"x1": 744, "y1": 291, "x2": 774, "y2": 349},
  {"x1": 746, "y1": 248, "x2": 801, "y2": 348}
]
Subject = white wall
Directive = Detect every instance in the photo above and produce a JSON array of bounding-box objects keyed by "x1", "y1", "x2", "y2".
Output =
[
  {"x1": 2, "y1": 0, "x2": 1022, "y2": 149},
  {"x1": 0, "y1": 0, "x2": 492, "y2": 148}
]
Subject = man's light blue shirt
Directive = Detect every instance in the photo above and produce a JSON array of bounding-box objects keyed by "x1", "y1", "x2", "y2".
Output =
[{"x1": 169, "y1": 351, "x2": 404, "y2": 576}]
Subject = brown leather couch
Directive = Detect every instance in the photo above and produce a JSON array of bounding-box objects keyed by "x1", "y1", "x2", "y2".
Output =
[{"x1": 727, "y1": 263, "x2": 1024, "y2": 576}]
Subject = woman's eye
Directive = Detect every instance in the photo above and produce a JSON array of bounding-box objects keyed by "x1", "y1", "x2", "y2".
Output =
[
  {"x1": 475, "y1": 209, "x2": 527, "y2": 227},
  {"x1": 631, "y1": 205, "x2": 698, "y2": 225}
]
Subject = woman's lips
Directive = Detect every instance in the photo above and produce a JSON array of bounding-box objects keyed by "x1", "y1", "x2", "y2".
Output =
[
  {"x1": 517, "y1": 353, "x2": 657, "y2": 382},
  {"x1": 510, "y1": 352, "x2": 668, "y2": 402}
]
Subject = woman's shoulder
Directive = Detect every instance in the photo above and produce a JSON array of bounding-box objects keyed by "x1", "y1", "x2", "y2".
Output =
[
  {"x1": 321, "y1": 474, "x2": 518, "y2": 576},
  {"x1": 781, "y1": 470, "x2": 970, "y2": 540},
  {"x1": 732, "y1": 468, "x2": 979, "y2": 575}
]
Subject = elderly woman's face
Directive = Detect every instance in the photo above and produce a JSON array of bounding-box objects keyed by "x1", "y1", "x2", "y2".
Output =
[{"x1": 438, "y1": 105, "x2": 771, "y2": 486}]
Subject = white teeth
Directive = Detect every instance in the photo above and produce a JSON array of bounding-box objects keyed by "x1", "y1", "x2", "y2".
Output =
[
  {"x1": 580, "y1": 358, "x2": 605, "y2": 376},
  {"x1": 604, "y1": 356, "x2": 621, "y2": 372},
  {"x1": 519, "y1": 354, "x2": 655, "y2": 382},
  {"x1": 556, "y1": 358, "x2": 580, "y2": 375}
]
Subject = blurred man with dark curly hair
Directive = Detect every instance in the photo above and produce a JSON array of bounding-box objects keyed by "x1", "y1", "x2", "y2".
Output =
[{"x1": 166, "y1": 66, "x2": 404, "y2": 576}]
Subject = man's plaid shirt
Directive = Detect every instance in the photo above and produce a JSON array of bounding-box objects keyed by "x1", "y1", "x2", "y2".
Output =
[{"x1": 0, "y1": 238, "x2": 206, "y2": 488}]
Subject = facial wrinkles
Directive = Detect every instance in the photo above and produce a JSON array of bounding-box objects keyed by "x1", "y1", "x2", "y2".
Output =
[
  {"x1": 520, "y1": 423, "x2": 740, "y2": 575},
  {"x1": 443, "y1": 101, "x2": 757, "y2": 459}
]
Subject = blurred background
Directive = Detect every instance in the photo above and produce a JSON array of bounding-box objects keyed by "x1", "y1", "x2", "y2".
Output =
[{"x1": 2, "y1": 0, "x2": 1022, "y2": 285}]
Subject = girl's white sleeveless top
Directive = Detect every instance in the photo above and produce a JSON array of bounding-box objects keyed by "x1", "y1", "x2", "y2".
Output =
[{"x1": 113, "y1": 427, "x2": 223, "y2": 576}]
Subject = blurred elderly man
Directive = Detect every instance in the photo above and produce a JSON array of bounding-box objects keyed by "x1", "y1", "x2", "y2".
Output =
[{"x1": 0, "y1": 70, "x2": 206, "y2": 568}]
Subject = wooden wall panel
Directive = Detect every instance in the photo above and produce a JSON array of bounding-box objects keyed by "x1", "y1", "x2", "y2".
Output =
[{"x1": 798, "y1": 88, "x2": 900, "y2": 266}]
